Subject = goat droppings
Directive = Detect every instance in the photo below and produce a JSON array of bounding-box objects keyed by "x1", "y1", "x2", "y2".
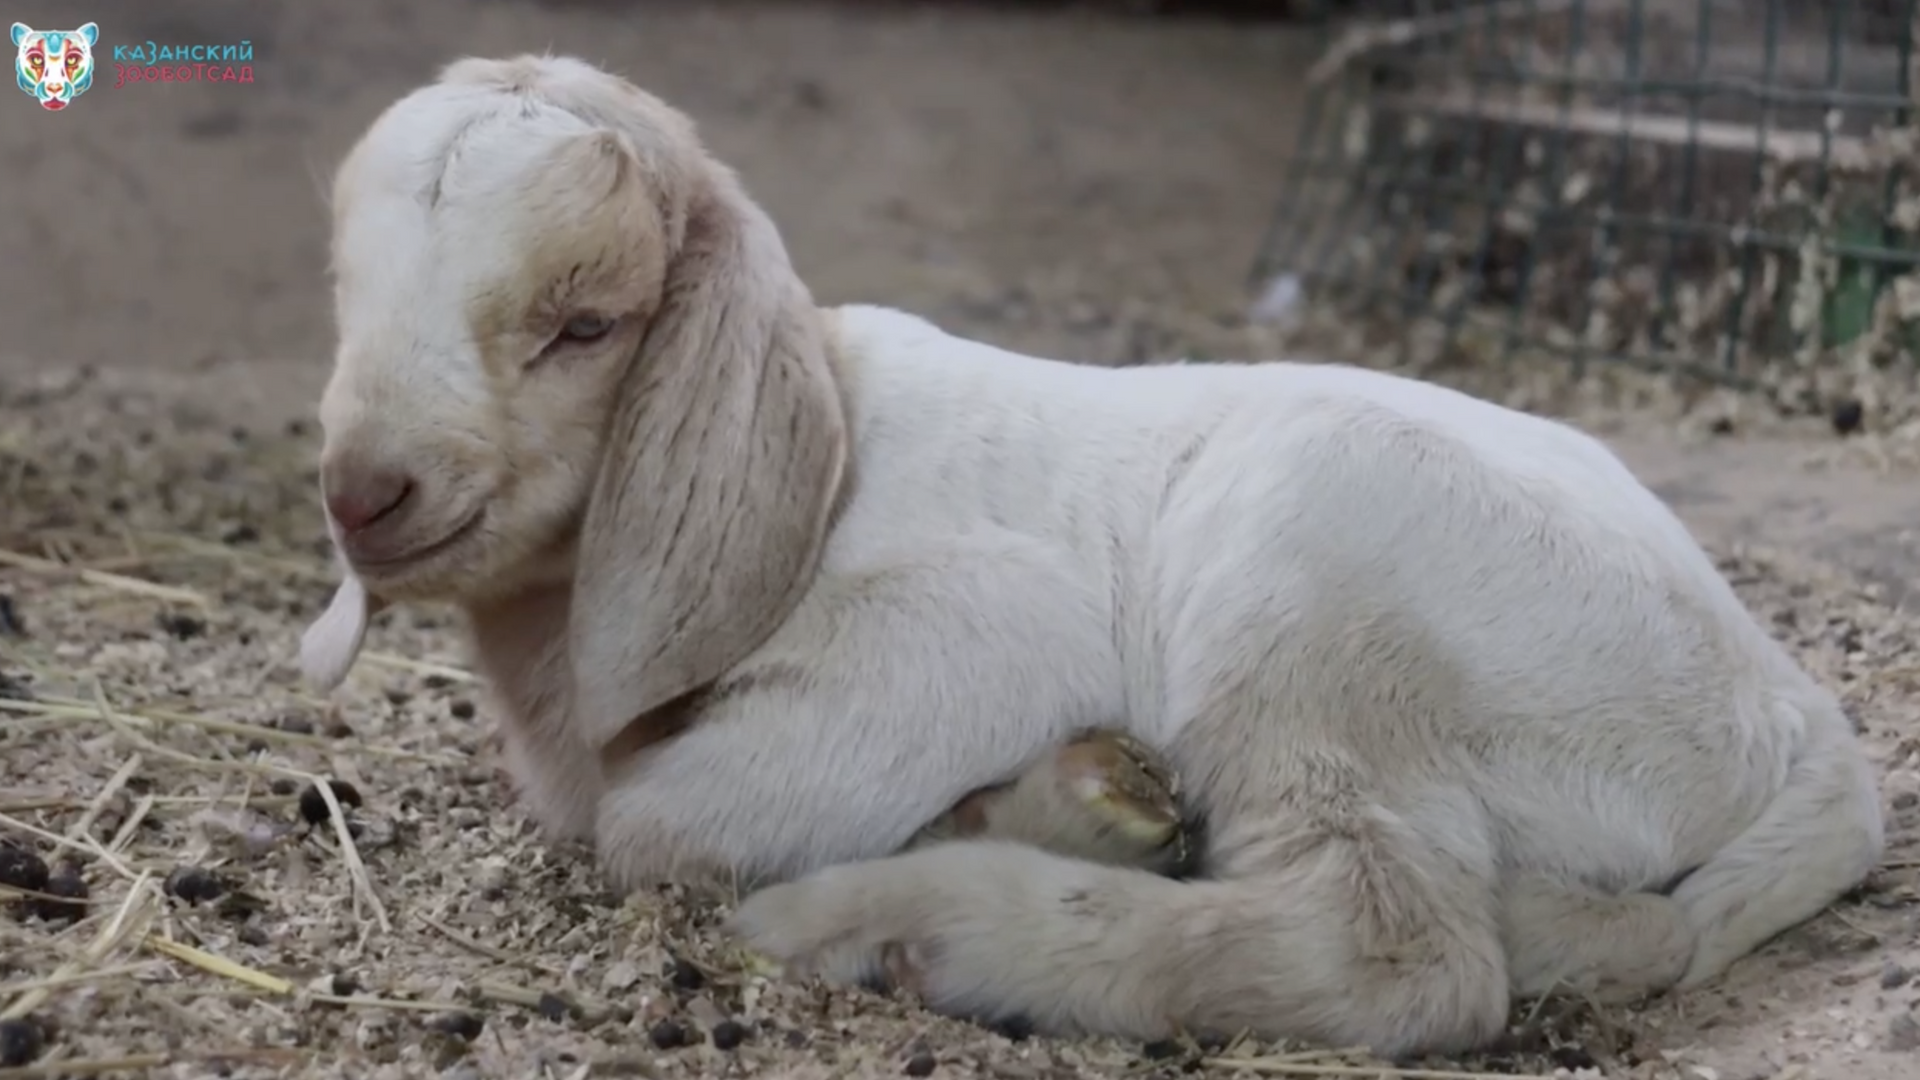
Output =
[
  {"x1": 710, "y1": 1019, "x2": 748, "y2": 1051},
  {"x1": 986, "y1": 1015, "x2": 1034, "y2": 1043},
  {"x1": 1832, "y1": 397, "x2": 1866, "y2": 436},
  {"x1": 0, "y1": 843, "x2": 50, "y2": 897},
  {"x1": 0, "y1": 1017, "x2": 44, "y2": 1068},
  {"x1": 647, "y1": 1019, "x2": 690, "y2": 1050},
  {"x1": 32, "y1": 865, "x2": 88, "y2": 925},
  {"x1": 429, "y1": 1011, "x2": 486, "y2": 1041},
  {"x1": 0, "y1": 669, "x2": 32, "y2": 701},
  {"x1": 164, "y1": 865, "x2": 228, "y2": 905},
  {"x1": 156, "y1": 612, "x2": 206, "y2": 640},
  {"x1": 299, "y1": 779, "x2": 364, "y2": 825},
  {"x1": 1140, "y1": 1039, "x2": 1185, "y2": 1061},
  {"x1": 665, "y1": 955, "x2": 706, "y2": 991}
]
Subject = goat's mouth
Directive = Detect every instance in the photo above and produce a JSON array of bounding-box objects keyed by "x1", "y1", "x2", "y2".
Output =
[{"x1": 349, "y1": 508, "x2": 487, "y2": 577}]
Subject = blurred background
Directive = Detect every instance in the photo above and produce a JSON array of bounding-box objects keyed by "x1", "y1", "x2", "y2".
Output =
[{"x1": 0, "y1": 0, "x2": 1324, "y2": 412}]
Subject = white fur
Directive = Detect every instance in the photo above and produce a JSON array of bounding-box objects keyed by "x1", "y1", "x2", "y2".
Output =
[{"x1": 306, "y1": 55, "x2": 1886, "y2": 1058}]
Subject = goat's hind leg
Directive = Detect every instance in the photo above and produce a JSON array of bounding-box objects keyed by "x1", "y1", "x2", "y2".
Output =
[
  {"x1": 1669, "y1": 710, "x2": 1884, "y2": 987},
  {"x1": 730, "y1": 784, "x2": 1517, "y2": 1056},
  {"x1": 916, "y1": 756, "x2": 1703, "y2": 1007},
  {"x1": 1500, "y1": 875, "x2": 1693, "y2": 1003},
  {"x1": 1505, "y1": 705, "x2": 1884, "y2": 1001}
]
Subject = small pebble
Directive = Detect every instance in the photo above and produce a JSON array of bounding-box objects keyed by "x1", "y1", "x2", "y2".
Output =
[
  {"x1": 1888, "y1": 1011, "x2": 1920, "y2": 1052},
  {"x1": 33, "y1": 867, "x2": 88, "y2": 925},
  {"x1": 0, "y1": 594, "x2": 23, "y2": 636},
  {"x1": 0, "y1": 1017, "x2": 43, "y2": 1067},
  {"x1": 477, "y1": 864, "x2": 511, "y2": 899},
  {"x1": 685, "y1": 995, "x2": 728, "y2": 1032},
  {"x1": 0, "y1": 843, "x2": 50, "y2": 895},
  {"x1": 1882, "y1": 959, "x2": 1913, "y2": 990},
  {"x1": 903, "y1": 1050, "x2": 938, "y2": 1077},
  {"x1": 164, "y1": 865, "x2": 228, "y2": 904},
  {"x1": 430, "y1": 1011, "x2": 486, "y2": 1041},
  {"x1": 710, "y1": 1019, "x2": 748, "y2": 1051},
  {"x1": 648, "y1": 1019, "x2": 690, "y2": 1050},
  {"x1": 298, "y1": 779, "x2": 364, "y2": 825}
]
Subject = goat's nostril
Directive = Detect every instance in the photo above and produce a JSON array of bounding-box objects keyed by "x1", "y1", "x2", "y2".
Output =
[{"x1": 325, "y1": 469, "x2": 416, "y2": 533}]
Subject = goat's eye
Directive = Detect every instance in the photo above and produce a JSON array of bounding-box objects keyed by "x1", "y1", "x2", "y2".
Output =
[
  {"x1": 560, "y1": 314, "x2": 616, "y2": 342},
  {"x1": 526, "y1": 312, "x2": 620, "y2": 372}
]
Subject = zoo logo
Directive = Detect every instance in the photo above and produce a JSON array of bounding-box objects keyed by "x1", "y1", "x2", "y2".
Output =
[
  {"x1": 109, "y1": 39, "x2": 255, "y2": 89},
  {"x1": 11, "y1": 21, "x2": 98, "y2": 112}
]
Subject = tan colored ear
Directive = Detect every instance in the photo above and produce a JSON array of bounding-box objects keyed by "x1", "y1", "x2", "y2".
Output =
[
  {"x1": 300, "y1": 573, "x2": 388, "y2": 692},
  {"x1": 567, "y1": 165, "x2": 848, "y2": 751}
]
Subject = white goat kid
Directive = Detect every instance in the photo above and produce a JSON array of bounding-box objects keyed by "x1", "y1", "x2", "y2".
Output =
[{"x1": 302, "y1": 55, "x2": 1885, "y2": 1058}]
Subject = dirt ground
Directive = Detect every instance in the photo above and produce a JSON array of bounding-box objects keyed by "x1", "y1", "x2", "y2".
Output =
[{"x1": 2, "y1": 1, "x2": 1918, "y2": 1078}]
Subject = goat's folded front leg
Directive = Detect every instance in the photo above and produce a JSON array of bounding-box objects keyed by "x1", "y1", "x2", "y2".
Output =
[{"x1": 589, "y1": 539, "x2": 1131, "y2": 892}]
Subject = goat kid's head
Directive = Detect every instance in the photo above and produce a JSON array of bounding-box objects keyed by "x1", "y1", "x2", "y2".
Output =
[{"x1": 301, "y1": 55, "x2": 848, "y2": 751}]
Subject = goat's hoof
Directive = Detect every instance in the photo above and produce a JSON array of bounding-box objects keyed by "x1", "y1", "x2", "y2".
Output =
[
  {"x1": 1053, "y1": 731, "x2": 1184, "y2": 849},
  {"x1": 911, "y1": 729, "x2": 1199, "y2": 876}
]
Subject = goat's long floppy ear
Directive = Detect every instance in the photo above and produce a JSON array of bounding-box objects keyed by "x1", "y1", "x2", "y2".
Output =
[{"x1": 567, "y1": 165, "x2": 848, "y2": 752}]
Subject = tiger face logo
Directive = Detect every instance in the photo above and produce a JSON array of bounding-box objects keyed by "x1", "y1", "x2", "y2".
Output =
[{"x1": 12, "y1": 22, "x2": 98, "y2": 112}]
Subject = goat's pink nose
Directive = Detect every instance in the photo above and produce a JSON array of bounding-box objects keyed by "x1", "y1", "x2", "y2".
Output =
[{"x1": 323, "y1": 466, "x2": 415, "y2": 533}]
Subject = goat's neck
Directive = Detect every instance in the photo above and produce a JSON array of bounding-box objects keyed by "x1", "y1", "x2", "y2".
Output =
[{"x1": 462, "y1": 583, "x2": 574, "y2": 744}]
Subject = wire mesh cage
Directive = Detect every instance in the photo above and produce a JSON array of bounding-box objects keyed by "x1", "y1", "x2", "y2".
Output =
[{"x1": 1252, "y1": 0, "x2": 1920, "y2": 419}]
